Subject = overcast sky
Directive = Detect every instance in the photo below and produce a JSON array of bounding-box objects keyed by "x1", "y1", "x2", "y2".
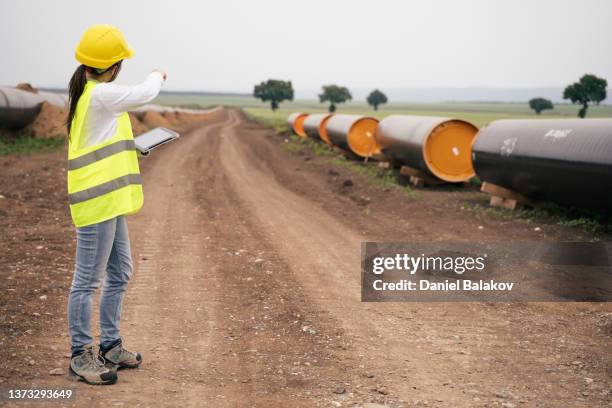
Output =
[{"x1": 2, "y1": 0, "x2": 611, "y2": 93}]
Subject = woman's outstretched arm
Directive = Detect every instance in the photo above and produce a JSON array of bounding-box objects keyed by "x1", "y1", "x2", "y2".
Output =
[{"x1": 93, "y1": 71, "x2": 166, "y2": 114}]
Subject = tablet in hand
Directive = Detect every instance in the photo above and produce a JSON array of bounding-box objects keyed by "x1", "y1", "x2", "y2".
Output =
[{"x1": 134, "y1": 127, "x2": 180, "y2": 155}]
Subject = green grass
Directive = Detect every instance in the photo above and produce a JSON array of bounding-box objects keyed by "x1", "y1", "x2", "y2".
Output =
[
  {"x1": 246, "y1": 112, "x2": 291, "y2": 134},
  {"x1": 461, "y1": 200, "x2": 610, "y2": 233},
  {"x1": 0, "y1": 134, "x2": 65, "y2": 156},
  {"x1": 274, "y1": 133, "x2": 416, "y2": 197},
  {"x1": 278, "y1": 134, "x2": 335, "y2": 157},
  {"x1": 154, "y1": 93, "x2": 257, "y2": 109},
  {"x1": 331, "y1": 155, "x2": 418, "y2": 197}
]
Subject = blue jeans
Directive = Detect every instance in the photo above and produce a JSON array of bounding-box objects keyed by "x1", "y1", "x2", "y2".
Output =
[{"x1": 67, "y1": 216, "x2": 133, "y2": 355}]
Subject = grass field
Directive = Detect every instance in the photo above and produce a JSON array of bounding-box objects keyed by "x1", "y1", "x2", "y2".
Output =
[
  {"x1": 154, "y1": 93, "x2": 612, "y2": 130},
  {"x1": 154, "y1": 93, "x2": 257, "y2": 109},
  {"x1": 0, "y1": 133, "x2": 65, "y2": 156}
]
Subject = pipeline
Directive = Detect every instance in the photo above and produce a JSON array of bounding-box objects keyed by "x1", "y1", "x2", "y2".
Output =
[
  {"x1": 325, "y1": 114, "x2": 381, "y2": 158},
  {"x1": 375, "y1": 115, "x2": 478, "y2": 182},
  {"x1": 472, "y1": 118, "x2": 612, "y2": 210},
  {"x1": 303, "y1": 113, "x2": 334, "y2": 144},
  {"x1": 287, "y1": 112, "x2": 309, "y2": 137},
  {"x1": 131, "y1": 104, "x2": 217, "y2": 115},
  {"x1": 0, "y1": 84, "x2": 216, "y2": 131},
  {"x1": 0, "y1": 87, "x2": 67, "y2": 130}
]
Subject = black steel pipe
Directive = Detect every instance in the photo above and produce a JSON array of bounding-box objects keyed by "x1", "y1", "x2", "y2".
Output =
[
  {"x1": 303, "y1": 113, "x2": 333, "y2": 143},
  {"x1": 0, "y1": 87, "x2": 67, "y2": 130},
  {"x1": 375, "y1": 115, "x2": 478, "y2": 182},
  {"x1": 472, "y1": 119, "x2": 612, "y2": 210},
  {"x1": 326, "y1": 114, "x2": 362, "y2": 150},
  {"x1": 286, "y1": 112, "x2": 308, "y2": 137},
  {"x1": 325, "y1": 114, "x2": 381, "y2": 160}
]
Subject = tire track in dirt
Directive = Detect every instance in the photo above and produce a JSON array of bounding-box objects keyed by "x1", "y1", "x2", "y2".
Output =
[
  {"x1": 106, "y1": 109, "x2": 378, "y2": 407},
  {"x1": 218, "y1": 110, "x2": 474, "y2": 406}
]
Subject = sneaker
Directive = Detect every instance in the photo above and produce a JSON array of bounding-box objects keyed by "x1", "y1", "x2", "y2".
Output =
[
  {"x1": 100, "y1": 339, "x2": 142, "y2": 369},
  {"x1": 68, "y1": 344, "x2": 118, "y2": 385}
]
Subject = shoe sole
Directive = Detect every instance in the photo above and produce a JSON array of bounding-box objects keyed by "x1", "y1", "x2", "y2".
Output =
[
  {"x1": 105, "y1": 360, "x2": 142, "y2": 370},
  {"x1": 116, "y1": 359, "x2": 142, "y2": 370},
  {"x1": 119, "y1": 360, "x2": 142, "y2": 369},
  {"x1": 105, "y1": 354, "x2": 142, "y2": 370},
  {"x1": 68, "y1": 366, "x2": 117, "y2": 385}
]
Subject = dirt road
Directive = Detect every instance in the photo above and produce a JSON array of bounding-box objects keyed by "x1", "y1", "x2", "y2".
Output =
[{"x1": 1, "y1": 108, "x2": 610, "y2": 407}]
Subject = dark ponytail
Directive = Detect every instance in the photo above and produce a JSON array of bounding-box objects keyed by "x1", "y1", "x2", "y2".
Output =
[
  {"x1": 66, "y1": 61, "x2": 122, "y2": 138},
  {"x1": 67, "y1": 64, "x2": 87, "y2": 137}
]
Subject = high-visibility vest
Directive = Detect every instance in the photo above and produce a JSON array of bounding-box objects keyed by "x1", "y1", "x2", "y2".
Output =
[{"x1": 67, "y1": 81, "x2": 143, "y2": 227}]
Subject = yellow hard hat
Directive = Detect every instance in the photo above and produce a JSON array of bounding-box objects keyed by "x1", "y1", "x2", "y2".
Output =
[{"x1": 75, "y1": 24, "x2": 134, "y2": 69}]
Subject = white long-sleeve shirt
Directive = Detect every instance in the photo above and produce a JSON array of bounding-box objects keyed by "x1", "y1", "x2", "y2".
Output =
[{"x1": 80, "y1": 72, "x2": 164, "y2": 148}]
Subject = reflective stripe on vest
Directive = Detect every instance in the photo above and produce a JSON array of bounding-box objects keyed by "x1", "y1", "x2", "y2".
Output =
[
  {"x1": 68, "y1": 139, "x2": 136, "y2": 170},
  {"x1": 68, "y1": 173, "x2": 142, "y2": 204},
  {"x1": 67, "y1": 81, "x2": 143, "y2": 227}
]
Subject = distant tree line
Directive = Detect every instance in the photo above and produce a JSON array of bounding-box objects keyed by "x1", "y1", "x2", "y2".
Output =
[
  {"x1": 254, "y1": 73, "x2": 607, "y2": 118},
  {"x1": 253, "y1": 80, "x2": 388, "y2": 112}
]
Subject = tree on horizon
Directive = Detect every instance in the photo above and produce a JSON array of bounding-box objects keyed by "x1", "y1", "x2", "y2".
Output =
[
  {"x1": 366, "y1": 89, "x2": 388, "y2": 111},
  {"x1": 528, "y1": 97, "x2": 554, "y2": 115},
  {"x1": 253, "y1": 79, "x2": 294, "y2": 111},
  {"x1": 563, "y1": 74, "x2": 607, "y2": 118},
  {"x1": 319, "y1": 85, "x2": 352, "y2": 112}
]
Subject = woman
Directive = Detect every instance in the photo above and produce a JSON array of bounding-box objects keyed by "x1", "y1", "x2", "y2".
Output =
[{"x1": 66, "y1": 24, "x2": 166, "y2": 385}]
